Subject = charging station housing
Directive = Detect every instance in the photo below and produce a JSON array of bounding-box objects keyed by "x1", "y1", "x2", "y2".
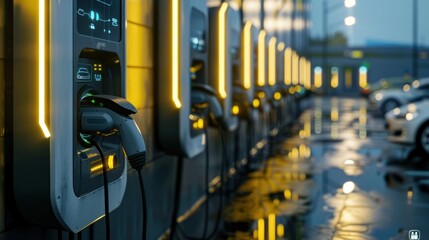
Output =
[{"x1": 13, "y1": 0, "x2": 128, "y2": 232}]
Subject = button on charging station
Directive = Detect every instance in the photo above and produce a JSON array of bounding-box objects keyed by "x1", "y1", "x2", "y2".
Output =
[{"x1": 76, "y1": 64, "x2": 92, "y2": 82}]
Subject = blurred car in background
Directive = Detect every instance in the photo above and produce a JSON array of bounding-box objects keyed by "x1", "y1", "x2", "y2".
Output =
[
  {"x1": 386, "y1": 100, "x2": 429, "y2": 155},
  {"x1": 369, "y1": 78, "x2": 429, "y2": 114},
  {"x1": 360, "y1": 76, "x2": 413, "y2": 97}
]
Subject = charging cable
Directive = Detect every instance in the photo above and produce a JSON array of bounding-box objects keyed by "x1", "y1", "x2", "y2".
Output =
[
  {"x1": 89, "y1": 139, "x2": 111, "y2": 240},
  {"x1": 90, "y1": 139, "x2": 148, "y2": 240},
  {"x1": 80, "y1": 95, "x2": 148, "y2": 240}
]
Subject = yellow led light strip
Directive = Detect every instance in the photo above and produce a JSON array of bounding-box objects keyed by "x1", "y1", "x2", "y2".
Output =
[
  {"x1": 258, "y1": 218, "x2": 265, "y2": 240},
  {"x1": 172, "y1": 0, "x2": 182, "y2": 108},
  {"x1": 305, "y1": 60, "x2": 312, "y2": 89},
  {"x1": 268, "y1": 213, "x2": 276, "y2": 240},
  {"x1": 39, "y1": 0, "x2": 50, "y2": 138},
  {"x1": 292, "y1": 51, "x2": 299, "y2": 85},
  {"x1": 218, "y1": 2, "x2": 228, "y2": 99},
  {"x1": 314, "y1": 67, "x2": 322, "y2": 88},
  {"x1": 284, "y1": 48, "x2": 292, "y2": 85},
  {"x1": 268, "y1": 37, "x2": 277, "y2": 86},
  {"x1": 243, "y1": 22, "x2": 252, "y2": 90},
  {"x1": 299, "y1": 57, "x2": 306, "y2": 85},
  {"x1": 258, "y1": 30, "x2": 267, "y2": 87}
]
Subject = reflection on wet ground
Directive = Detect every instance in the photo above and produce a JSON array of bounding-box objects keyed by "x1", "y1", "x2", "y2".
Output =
[{"x1": 222, "y1": 97, "x2": 429, "y2": 239}]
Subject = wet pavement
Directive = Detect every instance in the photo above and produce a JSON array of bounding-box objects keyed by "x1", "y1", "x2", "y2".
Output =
[{"x1": 222, "y1": 96, "x2": 429, "y2": 240}]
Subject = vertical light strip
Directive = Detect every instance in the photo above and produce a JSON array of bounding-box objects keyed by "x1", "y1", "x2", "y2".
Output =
[
  {"x1": 39, "y1": 0, "x2": 50, "y2": 138},
  {"x1": 359, "y1": 66, "x2": 368, "y2": 88},
  {"x1": 284, "y1": 48, "x2": 292, "y2": 85},
  {"x1": 268, "y1": 214, "x2": 276, "y2": 240},
  {"x1": 305, "y1": 60, "x2": 311, "y2": 89},
  {"x1": 292, "y1": 51, "x2": 299, "y2": 85},
  {"x1": 268, "y1": 37, "x2": 277, "y2": 86},
  {"x1": 314, "y1": 66, "x2": 323, "y2": 88},
  {"x1": 331, "y1": 67, "x2": 339, "y2": 88},
  {"x1": 218, "y1": 2, "x2": 228, "y2": 99},
  {"x1": 243, "y1": 22, "x2": 252, "y2": 90},
  {"x1": 345, "y1": 69, "x2": 352, "y2": 88},
  {"x1": 299, "y1": 57, "x2": 306, "y2": 85},
  {"x1": 258, "y1": 218, "x2": 265, "y2": 240},
  {"x1": 258, "y1": 30, "x2": 267, "y2": 87},
  {"x1": 172, "y1": 0, "x2": 182, "y2": 108}
]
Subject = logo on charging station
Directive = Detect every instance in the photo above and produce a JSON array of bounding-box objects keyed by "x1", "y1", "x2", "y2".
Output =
[{"x1": 409, "y1": 230, "x2": 420, "y2": 240}]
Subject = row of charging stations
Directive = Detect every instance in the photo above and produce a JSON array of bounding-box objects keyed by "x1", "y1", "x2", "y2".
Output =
[
  {"x1": 8, "y1": 0, "x2": 310, "y2": 237},
  {"x1": 156, "y1": 0, "x2": 310, "y2": 238},
  {"x1": 156, "y1": 0, "x2": 307, "y2": 161}
]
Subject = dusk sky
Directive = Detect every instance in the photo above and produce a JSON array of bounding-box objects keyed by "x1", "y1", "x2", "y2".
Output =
[{"x1": 310, "y1": 0, "x2": 429, "y2": 47}]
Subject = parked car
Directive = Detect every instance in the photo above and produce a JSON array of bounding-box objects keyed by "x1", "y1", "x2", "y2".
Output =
[
  {"x1": 369, "y1": 77, "x2": 429, "y2": 114},
  {"x1": 386, "y1": 100, "x2": 429, "y2": 155},
  {"x1": 361, "y1": 76, "x2": 413, "y2": 97}
]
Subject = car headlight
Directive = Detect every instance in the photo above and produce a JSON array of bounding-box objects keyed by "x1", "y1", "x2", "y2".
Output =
[
  {"x1": 403, "y1": 84, "x2": 411, "y2": 92},
  {"x1": 375, "y1": 92, "x2": 383, "y2": 101},
  {"x1": 392, "y1": 107, "x2": 401, "y2": 116},
  {"x1": 394, "y1": 104, "x2": 419, "y2": 121},
  {"x1": 405, "y1": 112, "x2": 418, "y2": 121}
]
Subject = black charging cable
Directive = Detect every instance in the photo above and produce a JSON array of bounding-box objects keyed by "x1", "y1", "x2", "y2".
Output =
[
  {"x1": 89, "y1": 139, "x2": 111, "y2": 240},
  {"x1": 202, "y1": 129, "x2": 226, "y2": 240},
  {"x1": 137, "y1": 169, "x2": 148, "y2": 240},
  {"x1": 169, "y1": 155, "x2": 183, "y2": 240},
  {"x1": 90, "y1": 138, "x2": 148, "y2": 240},
  {"x1": 175, "y1": 128, "x2": 225, "y2": 240},
  {"x1": 126, "y1": 147, "x2": 148, "y2": 240},
  {"x1": 202, "y1": 128, "x2": 210, "y2": 238},
  {"x1": 176, "y1": 128, "x2": 211, "y2": 240}
]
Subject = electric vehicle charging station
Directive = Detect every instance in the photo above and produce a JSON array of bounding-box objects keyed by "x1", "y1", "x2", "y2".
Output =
[
  {"x1": 275, "y1": 42, "x2": 295, "y2": 129},
  {"x1": 275, "y1": 42, "x2": 289, "y2": 128},
  {"x1": 12, "y1": 0, "x2": 137, "y2": 232},
  {"x1": 253, "y1": 30, "x2": 272, "y2": 154},
  {"x1": 208, "y1": 2, "x2": 239, "y2": 133},
  {"x1": 233, "y1": 21, "x2": 260, "y2": 165},
  {"x1": 285, "y1": 48, "x2": 299, "y2": 120},
  {"x1": 157, "y1": 2, "x2": 241, "y2": 237},
  {"x1": 266, "y1": 36, "x2": 282, "y2": 138},
  {"x1": 157, "y1": 0, "x2": 208, "y2": 159}
]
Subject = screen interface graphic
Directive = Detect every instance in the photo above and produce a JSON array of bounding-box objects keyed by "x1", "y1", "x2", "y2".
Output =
[{"x1": 77, "y1": 0, "x2": 121, "y2": 42}]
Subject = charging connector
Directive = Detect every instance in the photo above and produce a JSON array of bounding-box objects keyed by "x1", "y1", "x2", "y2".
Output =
[{"x1": 80, "y1": 95, "x2": 147, "y2": 170}]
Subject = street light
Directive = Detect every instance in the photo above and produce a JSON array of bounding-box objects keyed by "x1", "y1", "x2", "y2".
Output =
[
  {"x1": 344, "y1": 16, "x2": 356, "y2": 26},
  {"x1": 344, "y1": 0, "x2": 356, "y2": 8},
  {"x1": 412, "y1": 0, "x2": 418, "y2": 78}
]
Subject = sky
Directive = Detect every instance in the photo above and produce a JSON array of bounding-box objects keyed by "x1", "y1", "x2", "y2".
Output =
[{"x1": 310, "y1": 0, "x2": 429, "y2": 47}]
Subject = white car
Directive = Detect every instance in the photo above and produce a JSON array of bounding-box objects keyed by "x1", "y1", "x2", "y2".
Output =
[
  {"x1": 386, "y1": 100, "x2": 429, "y2": 155},
  {"x1": 369, "y1": 78, "x2": 429, "y2": 114}
]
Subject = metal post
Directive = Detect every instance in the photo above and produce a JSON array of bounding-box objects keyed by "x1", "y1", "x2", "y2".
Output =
[
  {"x1": 412, "y1": 0, "x2": 418, "y2": 78},
  {"x1": 260, "y1": 0, "x2": 265, "y2": 29},
  {"x1": 290, "y1": 0, "x2": 295, "y2": 49},
  {"x1": 322, "y1": 0, "x2": 328, "y2": 95},
  {"x1": 239, "y1": 0, "x2": 244, "y2": 26}
]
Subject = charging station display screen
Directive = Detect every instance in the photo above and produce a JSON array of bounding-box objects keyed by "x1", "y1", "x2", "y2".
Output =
[
  {"x1": 190, "y1": 9, "x2": 206, "y2": 53},
  {"x1": 76, "y1": 0, "x2": 121, "y2": 42}
]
